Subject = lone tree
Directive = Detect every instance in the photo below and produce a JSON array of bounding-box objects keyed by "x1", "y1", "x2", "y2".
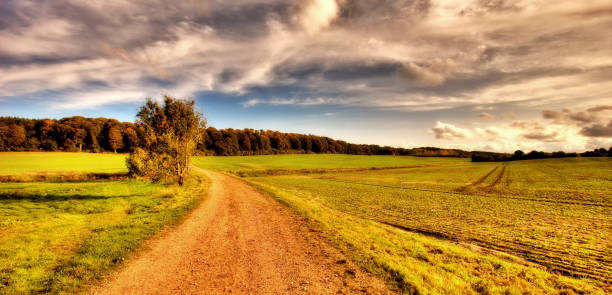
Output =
[{"x1": 126, "y1": 96, "x2": 205, "y2": 185}]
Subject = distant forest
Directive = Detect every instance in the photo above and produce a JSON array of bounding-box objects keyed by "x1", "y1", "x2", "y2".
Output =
[
  {"x1": 1, "y1": 116, "x2": 609, "y2": 160},
  {"x1": 0, "y1": 116, "x2": 470, "y2": 157},
  {"x1": 471, "y1": 149, "x2": 611, "y2": 162}
]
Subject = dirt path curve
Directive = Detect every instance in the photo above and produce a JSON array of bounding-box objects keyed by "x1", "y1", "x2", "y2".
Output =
[{"x1": 94, "y1": 168, "x2": 393, "y2": 294}]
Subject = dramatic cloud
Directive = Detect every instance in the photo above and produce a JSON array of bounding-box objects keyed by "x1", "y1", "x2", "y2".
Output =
[
  {"x1": 430, "y1": 121, "x2": 471, "y2": 140},
  {"x1": 542, "y1": 109, "x2": 598, "y2": 124},
  {"x1": 296, "y1": 0, "x2": 339, "y2": 35},
  {"x1": 580, "y1": 120, "x2": 612, "y2": 138},
  {"x1": 1, "y1": 1, "x2": 611, "y2": 151},
  {"x1": 399, "y1": 59, "x2": 455, "y2": 87},
  {"x1": 430, "y1": 105, "x2": 612, "y2": 152},
  {"x1": 542, "y1": 105, "x2": 612, "y2": 137},
  {"x1": 1, "y1": 0, "x2": 611, "y2": 110}
]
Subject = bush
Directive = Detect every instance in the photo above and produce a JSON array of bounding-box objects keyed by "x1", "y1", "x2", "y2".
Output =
[{"x1": 126, "y1": 148, "x2": 152, "y2": 177}]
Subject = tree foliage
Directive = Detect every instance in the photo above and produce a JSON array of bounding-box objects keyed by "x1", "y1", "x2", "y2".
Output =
[{"x1": 126, "y1": 97, "x2": 205, "y2": 185}]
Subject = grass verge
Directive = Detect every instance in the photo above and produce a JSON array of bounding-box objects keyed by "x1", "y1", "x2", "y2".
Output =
[{"x1": 0, "y1": 172, "x2": 209, "y2": 294}]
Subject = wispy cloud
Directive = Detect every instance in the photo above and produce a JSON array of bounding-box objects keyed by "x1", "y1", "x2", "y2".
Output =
[
  {"x1": 1, "y1": 0, "x2": 611, "y2": 151},
  {"x1": 1, "y1": 0, "x2": 610, "y2": 111},
  {"x1": 242, "y1": 97, "x2": 338, "y2": 108}
]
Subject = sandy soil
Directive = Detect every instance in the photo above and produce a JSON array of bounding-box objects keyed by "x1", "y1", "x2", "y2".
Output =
[{"x1": 93, "y1": 168, "x2": 393, "y2": 294}]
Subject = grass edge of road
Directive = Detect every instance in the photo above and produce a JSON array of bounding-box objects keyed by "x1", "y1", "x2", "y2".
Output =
[
  {"x1": 0, "y1": 171, "x2": 210, "y2": 295},
  {"x1": 242, "y1": 178, "x2": 608, "y2": 295},
  {"x1": 69, "y1": 171, "x2": 211, "y2": 294}
]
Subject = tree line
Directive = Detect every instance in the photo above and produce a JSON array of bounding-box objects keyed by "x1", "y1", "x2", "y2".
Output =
[
  {"x1": 471, "y1": 148, "x2": 612, "y2": 162},
  {"x1": 3, "y1": 115, "x2": 608, "y2": 160},
  {"x1": 0, "y1": 116, "x2": 471, "y2": 157}
]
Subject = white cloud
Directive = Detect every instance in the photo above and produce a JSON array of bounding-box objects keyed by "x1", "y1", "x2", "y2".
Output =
[
  {"x1": 51, "y1": 90, "x2": 147, "y2": 109},
  {"x1": 430, "y1": 121, "x2": 471, "y2": 140},
  {"x1": 296, "y1": 0, "x2": 339, "y2": 35},
  {"x1": 433, "y1": 105, "x2": 612, "y2": 152},
  {"x1": 242, "y1": 97, "x2": 338, "y2": 108}
]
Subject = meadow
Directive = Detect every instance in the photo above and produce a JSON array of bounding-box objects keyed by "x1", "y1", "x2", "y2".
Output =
[
  {"x1": 192, "y1": 154, "x2": 464, "y2": 175},
  {"x1": 0, "y1": 153, "x2": 207, "y2": 294},
  {"x1": 195, "y1": 155, "x2": 612, "y2": 294},
  {"x1": 0, "y1": 152, "x2": 127, "y2": 175},
  {"x1": 2, "y1": 153, "x2": 610, "y2": 294}
]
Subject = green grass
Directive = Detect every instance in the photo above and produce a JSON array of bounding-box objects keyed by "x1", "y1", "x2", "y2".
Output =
[
  {"x1": 0, "y1": 152, "x2": 208, "y2": 294},
  {"x1": 195, "y1": 155, "x2": 611, "y2": 294},
  {"x1": 192, "y1": 154, "x2": 464, "y2": 173},
  {"x1": 0, "y1": 152, "x2": 127, "y2": 175}
]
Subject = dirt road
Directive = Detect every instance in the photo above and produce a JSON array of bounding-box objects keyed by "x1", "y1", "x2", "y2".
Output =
[{"x1": 94, "y1": 169, "x2": 392, "y2": 294}]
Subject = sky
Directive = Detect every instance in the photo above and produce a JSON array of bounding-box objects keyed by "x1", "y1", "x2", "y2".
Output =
[{"x1": 1, "y1": 0, "x2": 611, "y2": 152}]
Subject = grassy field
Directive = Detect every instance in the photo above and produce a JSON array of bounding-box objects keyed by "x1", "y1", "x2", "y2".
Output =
[
  {"x1": 192, "y1": 154, "x2": 464, "y2": 174},
  {"x1": 2, "y1": 153, "x2": 610, "y2": 294},
  {"x1": 0, "y1": 152, "x2": 208, "y2": 294},
  {"x1": 195, "y1": 155, "x2": 611, "y2": 294},
  {"x1": 0, "y1": 152, "x2": 127, "y2": 175}
]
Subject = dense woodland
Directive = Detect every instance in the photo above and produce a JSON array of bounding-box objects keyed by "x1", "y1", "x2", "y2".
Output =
[
  {"x1": 1, "y1": 116, "x2": 609, "y2": 160},
  {"x1": 0, "y1": 116, "x2": 470, "y2": 157}
]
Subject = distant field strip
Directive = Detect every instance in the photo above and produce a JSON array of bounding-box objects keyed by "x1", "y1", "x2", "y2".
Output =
[
  {"x1": 239, "y1": 158, "x2": 612, "y2": 282},
  {"x1": 0, "y1": 152, "x2": 127, "y2": 175},
  {"x1": 231, "y1": 164, "x2": 448, "y2": 177},
  {"x1": 192, "y1": 154, "x2": 466, "y2": 172}
]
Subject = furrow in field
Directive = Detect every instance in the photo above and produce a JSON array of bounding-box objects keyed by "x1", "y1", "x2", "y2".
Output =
[
  {"x1": 307, "y1": 191, "x2": 611, "y2": 282},
  {"x1": 317, "y1": 177, "x2": 612, "y2": 208},
  {"x1": 378, "y1": 218, "x2": 611, "y2": 281},
  {"x1": 469, "y1": 239, "x2": 610, "y2": 281},
  {"x1": 485, "y1": 164, "x2": 507, "y2": 190},
  {"x1": 299, "y1": 193, "x2": 611, "y2": 281},
  {"x1": 466, "y1": 166, "x2": 499, "y2": 187}
]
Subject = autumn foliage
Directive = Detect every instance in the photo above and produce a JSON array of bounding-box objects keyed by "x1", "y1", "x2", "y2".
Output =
[{"x1": 126, "y1": 97, "x2": 205, "y2": 185}]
